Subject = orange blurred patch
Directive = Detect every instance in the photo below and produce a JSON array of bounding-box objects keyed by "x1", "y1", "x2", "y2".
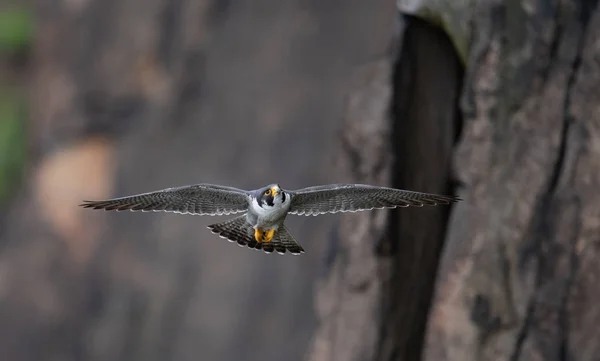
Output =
[{"x1": 34, "y1": 136, "x2": 115, "y2": 264}]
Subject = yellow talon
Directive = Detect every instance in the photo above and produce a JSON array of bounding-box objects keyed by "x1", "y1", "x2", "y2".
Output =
[
  {"x1": 254, "y1": 228, "x2": 276, "y2": 243},
  {"x1": 264, "y1": 229, "x2": 276, "y2": 243},
  {"x1": 254, "y1": 228, "x2": 264, "y2": 243}
]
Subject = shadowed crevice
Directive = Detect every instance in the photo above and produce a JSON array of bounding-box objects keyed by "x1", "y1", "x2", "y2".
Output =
[{"x1": 376, "y1": 15, "x2": 464, "y2": 361}]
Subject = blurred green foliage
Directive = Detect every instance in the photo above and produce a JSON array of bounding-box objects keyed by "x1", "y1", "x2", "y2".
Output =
[
  {"x1": 0, "y1": 8, "x2": 32, "y2": 53},
  {"x1": 0, "y1": 7, "x2": 31, "y2": 203},
  {"x1": 0, "y1": 94, "x2": 27, "y2": 204}
]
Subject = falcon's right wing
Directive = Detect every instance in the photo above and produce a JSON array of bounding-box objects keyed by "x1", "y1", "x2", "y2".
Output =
[{"x1": 80, "y1": 184, "x2": 250, "y2": 216}]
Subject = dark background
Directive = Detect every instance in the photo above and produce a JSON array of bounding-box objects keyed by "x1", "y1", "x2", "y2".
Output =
[{"x1": 0, "y1": 1, "x2": 394, "y2": 361}]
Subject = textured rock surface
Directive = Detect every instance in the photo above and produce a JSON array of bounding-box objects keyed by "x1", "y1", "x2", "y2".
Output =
[
  {"x1": 397, "y1": 0, "x2": 471, "y2": 62},
  {"x1": 424, "y1": 1, "x2": 600, "y2": 360}
]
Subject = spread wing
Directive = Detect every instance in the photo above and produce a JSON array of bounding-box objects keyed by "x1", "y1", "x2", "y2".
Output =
[
  {"x1": 80, "y1": 184, "x2": 250, "y2": 216},
  {"x1": 288, "y1": 184, "x2": 460, "y2": 216}
]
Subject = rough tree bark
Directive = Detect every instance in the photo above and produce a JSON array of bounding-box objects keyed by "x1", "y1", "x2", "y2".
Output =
[{"x1": 308, "y1": 1, "x2": 600, "y2": 361}]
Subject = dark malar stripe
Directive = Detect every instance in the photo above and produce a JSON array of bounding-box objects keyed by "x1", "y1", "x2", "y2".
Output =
[{"x1": 266, "y1": 196, "x2": 274, "y2": 207}]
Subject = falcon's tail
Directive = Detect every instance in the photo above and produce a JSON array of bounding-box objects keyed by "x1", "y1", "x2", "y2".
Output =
[
  {"x1": 256, "y1": 224, "x2": 304, "y2": 255},
  {"x1": 207, "y1": 215, "x2": 255, "y2": 248},
  {"x1": 246, "y1": 225, "x2": 304, "y2": 255},
  {"x1": 207, "y1": 217, "x2": 304, "y2": 255},
  {"x1": 271, "y1": 225, "x2": 305, "y2": 255}
]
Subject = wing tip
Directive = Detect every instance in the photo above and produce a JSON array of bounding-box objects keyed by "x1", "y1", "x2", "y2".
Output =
[
  {"x1": 79, "y1": 200, "x2": 105, "y2": 210},
  {"x1": 79, "y1": 200, "x2": 130, "y2": 211},
  {"x1": 448, "y1": 195, "x2": 463, "y2": 203},
  {"x1": 428, "y1": 196, "x2": 461, "y2": 206}
]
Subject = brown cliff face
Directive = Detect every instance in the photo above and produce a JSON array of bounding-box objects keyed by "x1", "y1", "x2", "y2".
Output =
[{"x1": 0, "y1": 1, "x2": 393, "y2": 361}]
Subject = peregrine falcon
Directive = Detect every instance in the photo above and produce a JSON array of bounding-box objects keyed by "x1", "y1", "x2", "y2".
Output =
[{"x1": 80, "y1": 183, "x2": 460, "y2": 255}]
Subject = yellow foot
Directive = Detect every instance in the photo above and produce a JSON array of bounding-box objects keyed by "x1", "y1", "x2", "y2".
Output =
[
  {"x1": 263, "y1": 229, "x2": 276, "y2": 243},
  {"x1": 254, "y1": 228, "x2": 264, "y2": 243},
  {"x1": 254, "y1": 228, "x2": 276, "y2": 243}
]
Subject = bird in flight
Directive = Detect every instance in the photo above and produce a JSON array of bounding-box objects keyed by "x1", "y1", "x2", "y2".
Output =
[{"x1": 80, "y1": 183, "x2": 460, "y2": 255}]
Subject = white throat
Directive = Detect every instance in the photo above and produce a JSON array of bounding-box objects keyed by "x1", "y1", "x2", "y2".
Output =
[{"x1": 251, "y1": 191, "x2": 290, "y2": 216}]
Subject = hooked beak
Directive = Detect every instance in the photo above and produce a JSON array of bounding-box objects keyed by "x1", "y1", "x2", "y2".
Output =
[{"x1": 270, "y1": 186, "x2": 279, "y2": 197}]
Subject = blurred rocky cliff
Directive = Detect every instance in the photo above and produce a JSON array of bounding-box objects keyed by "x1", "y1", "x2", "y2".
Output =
[{"x1": 0, "y1": 1, "x2": 394, "y2": 361}]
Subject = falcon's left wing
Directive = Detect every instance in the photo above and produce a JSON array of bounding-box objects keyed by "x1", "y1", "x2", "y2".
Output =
[{"x1": 288, "y1": 184, "x2": 460, "y2": 216}]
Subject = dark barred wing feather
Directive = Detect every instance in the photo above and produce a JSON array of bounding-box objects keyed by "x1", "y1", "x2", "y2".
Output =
[
  {"x1": 80, "y1": 184, "x2": 250, "y2": 216},
  {"x1": 289, "y1": 184, "x2": 460, "y2": 216}
]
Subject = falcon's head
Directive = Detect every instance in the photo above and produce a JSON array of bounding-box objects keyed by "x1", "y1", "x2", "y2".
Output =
[{"x1": 256, "y1": 184, "x2": 286, "y2": 208}]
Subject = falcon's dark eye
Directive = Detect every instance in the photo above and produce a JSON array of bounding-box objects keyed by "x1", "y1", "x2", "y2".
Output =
[{"x1": 264, "y1": 189, "x2": 271, "y2": 196}]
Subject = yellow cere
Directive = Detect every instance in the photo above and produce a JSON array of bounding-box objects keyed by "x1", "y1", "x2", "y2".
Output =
[{"x1": 270, "y1": 186, "x2": 278, "y2": 197}]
